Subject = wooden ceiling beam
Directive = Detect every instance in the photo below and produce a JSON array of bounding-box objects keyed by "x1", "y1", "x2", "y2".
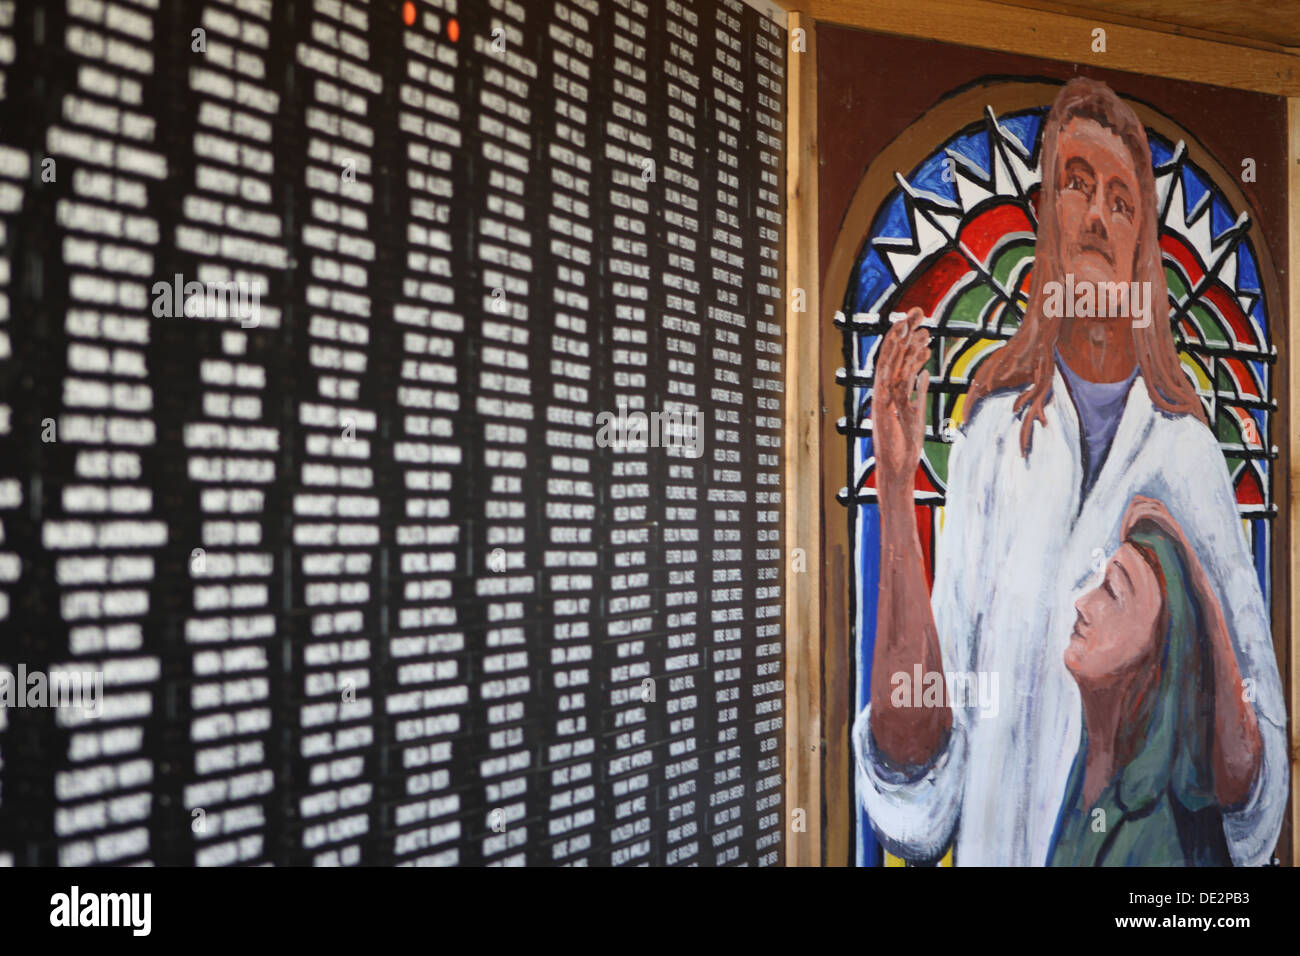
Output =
[{"x1": 795, "y1": 0, "x2": 1300, "y2": 96}]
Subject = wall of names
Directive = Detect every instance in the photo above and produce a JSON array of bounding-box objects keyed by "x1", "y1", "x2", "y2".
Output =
[{"x1": 0, "y1": 0, "x2": 786, "y2": 866}]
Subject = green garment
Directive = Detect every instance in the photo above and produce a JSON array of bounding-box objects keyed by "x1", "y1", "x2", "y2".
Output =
[{"x1": 1047, "y1": 527, "x2": 1231, "y2": 866}]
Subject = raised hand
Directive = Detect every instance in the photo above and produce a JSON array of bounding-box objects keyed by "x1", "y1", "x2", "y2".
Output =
[
  {"x1": 873, "y1": 307, "x2": 932, "y2": 494},
  {"x1": 869, "y1": 306, "x2": 950, "y2": 767}
]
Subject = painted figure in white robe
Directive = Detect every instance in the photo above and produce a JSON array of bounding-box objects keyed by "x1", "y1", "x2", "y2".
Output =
[{"x1": 855, "y1": 77, "x2": 1287, "y2": 866}]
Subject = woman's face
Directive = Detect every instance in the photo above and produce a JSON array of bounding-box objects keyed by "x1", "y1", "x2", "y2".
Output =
[{"x1": 1066, "y1": 542, "x2": 1163, "y2": 686}]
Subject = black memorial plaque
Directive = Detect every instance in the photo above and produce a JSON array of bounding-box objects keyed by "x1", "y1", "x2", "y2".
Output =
[{"x1": 0, "y1": 0, "x2": 785, "y2": 867}]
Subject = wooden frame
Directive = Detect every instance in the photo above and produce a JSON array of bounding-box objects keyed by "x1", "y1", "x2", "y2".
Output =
[
  {"x1": 778, "y1": 0, "x2": 1300, "y2": 866},
  {"x1": 1289, "y1": 95, "x2": 1300, "y2": 866},
  {"x1": 780, "y1": 0, "x2": 1300, "y2": 95},
  {"x1": 783, "y1": 10, "x2": 823, "y2": 867}
]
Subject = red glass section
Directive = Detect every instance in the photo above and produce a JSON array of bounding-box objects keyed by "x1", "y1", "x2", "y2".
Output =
[
  {"x1": 896, "y1": 249, "x2": 970, "y2": 316},
  {"x1": 1203, "y1": 283, "x2": 1260, "y2": 350},
  {"x1": 1235, "y1": 465, "x2": 1265, "y2": 507},
  {"x1": 1160, "y1": 233, "x2": 1205, "y2": 286},
  {"x1": 959, "y1": 203, "x2": 1033, "y2": 263}
]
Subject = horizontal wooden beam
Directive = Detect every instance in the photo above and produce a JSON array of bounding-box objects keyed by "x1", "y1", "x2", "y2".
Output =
[
  {"x1": 795, "y1": 0, "x2": 1300, "y2": 97},
  {"x1": 991, "y1": 0, "x2": 1300, "y2": 56}
]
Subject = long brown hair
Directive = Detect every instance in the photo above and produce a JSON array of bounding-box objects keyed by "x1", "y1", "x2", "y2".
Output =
[{"x1": 965, "y1": 78, "x2": 1206, "y2": 455}]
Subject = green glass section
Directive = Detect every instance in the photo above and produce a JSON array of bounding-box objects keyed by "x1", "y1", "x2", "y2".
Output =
[
  {"x1": 999, "y1": 304, "x2": 1022, "y2": 333},
  {"x1": 1190, "y1": 302, "x2": 1227, "y2": 347},
  {"x1": 1215, "y1": 363, "x2": 1235, "y2": 398},
  {"x1": 947, "y1": 283, "x2": 996, "y2": 330},
  {"x1": 990, "y1": 241, "x2": 1034, "y2": 290},
  {"x1": 1215, "y1": 409, "x2": 1241, "y2": 445},
  {"x1": 924, "y1": 439, "x2": 950, "y2": 485},
  {"x1": 1165, "y1": 266, "x2": 1189, "y2": 301}
]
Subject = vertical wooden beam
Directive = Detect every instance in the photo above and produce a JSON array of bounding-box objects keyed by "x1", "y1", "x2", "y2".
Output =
[
  {"x1": 783, "y1": 9, "x2": 821, "y2": 867},
  {"x1": 1289, "y1": 96, "x2": 1300, "y2": 866}
]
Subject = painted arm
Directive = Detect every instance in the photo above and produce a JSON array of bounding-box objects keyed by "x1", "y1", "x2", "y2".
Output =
[
  {"x1": 1206, "y1": 623, "x2": 1264, "y2": 809},
  {"x1": 1141, "y1": 423, "x2": 1286, "y2": 866},
  {"x1": 869, "y1": 308, "x2": 952, "y2": 768},
  {"x1": 1121, "y1": 495, "x2": 1262, "y2": 808},
  {"x1": 853, "y1": 308, "x2": 991, "y2": 861},
  {"x1": 853, "y1": 309, "x2": 992, "y2": 859}
]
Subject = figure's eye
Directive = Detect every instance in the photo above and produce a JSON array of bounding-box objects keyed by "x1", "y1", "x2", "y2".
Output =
[
  {"x1": 1112, "y1": 196, "x2": 1134, "y2": 220},
  {"x1": 1064, "y1": 173, "x2": 1093, "y2": 197}
]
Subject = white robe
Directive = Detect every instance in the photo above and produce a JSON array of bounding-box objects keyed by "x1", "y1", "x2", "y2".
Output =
[{"x1": 852, "y1": 365, "x2": 1288, "y2": 866}]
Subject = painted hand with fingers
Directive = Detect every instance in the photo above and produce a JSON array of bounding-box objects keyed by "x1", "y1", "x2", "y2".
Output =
[
  {"x1": 867, "y1": 305, "x2": 951, "y2": 769},
  {"x1": 873, "y1": 307, "x2": 932, "y2": 492}
]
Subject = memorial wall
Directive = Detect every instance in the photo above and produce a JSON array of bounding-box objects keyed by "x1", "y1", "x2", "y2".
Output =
[{"x1": 0, "y1": 0, "x2": 787, "y2": 866}]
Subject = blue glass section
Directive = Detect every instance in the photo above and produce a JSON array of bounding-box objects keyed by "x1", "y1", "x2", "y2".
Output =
[
  {"x1": 911, "y1": 151, "x2": 959, "y2": 204},
  {"x1": 1238, "y1": 242, "x2": 1261, "y2": 292},
  {"x1": 852, "y1": 250, "x2": 894, "y2": 315},
  {"x1": 1210, "y1": 196, "x2": 1235, "y2": 241},
  {"x1": 862, "y1": 332, "x2": 881, "y2": 360},
  {"x1": 999, "y1": 110, "x2": 1043, "y2": 157},
  {"x1": 877, "y1": 191, "x2": 912, "y2": 240},
  {"x1": 856, "y1": 514, "x2": 879, "y2": 698},
  {"x1": 856, "y1": 503, "x2": 882, "y2": 867},
  {"x1": 1254, "y1": 520, "x2": 1269, "y2": 604},
  {"x1": 1251, "y1": 361, "x2": 1267, "y2": 389},
  {"x1": 948, "y1": 130, "x2": 990, "y2": 178},
  {"x1": 1148, "y1": 134, "x2": 1174, "y2": 168},
  {"x1": 1181, "y1": 164, "x2": 1210, "y2": 219},
  {"x1": 858, "y1": 333, "x2": 880, "y2": 401},
  {"x1": 1250, "y1": 300, "x2": 1269, "y2": 346}
]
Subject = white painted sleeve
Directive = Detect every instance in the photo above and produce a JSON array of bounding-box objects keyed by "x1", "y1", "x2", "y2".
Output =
[
  {"x1": 850, "y1": 404, "x2": 996, "y2": 861},
  {"x1": 1154, "y1": 421, "x2": 1288, "y2": 866}
]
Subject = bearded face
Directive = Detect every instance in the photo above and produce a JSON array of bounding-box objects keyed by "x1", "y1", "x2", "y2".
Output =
[{"x1": 1053, "y1": 116, "x2": 1142, "y2": 296}]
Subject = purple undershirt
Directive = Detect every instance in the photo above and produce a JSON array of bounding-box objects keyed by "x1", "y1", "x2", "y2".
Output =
[{"x1": 1054, "y1": 348, "x2": 1138, "y2": 499}]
